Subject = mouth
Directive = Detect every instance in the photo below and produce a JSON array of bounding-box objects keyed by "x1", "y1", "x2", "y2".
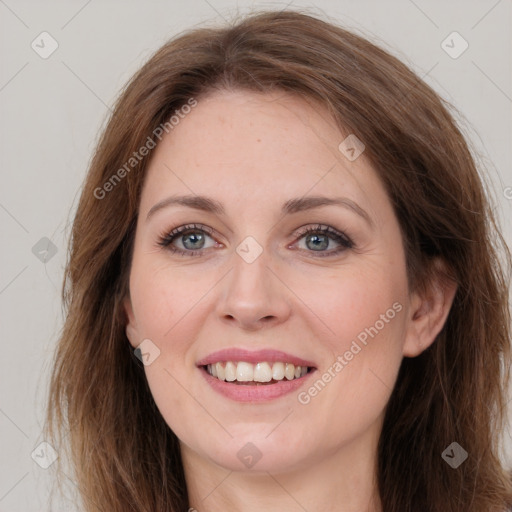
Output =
[
  {"x1": 196, "y1": 348, "x2": 317, "y2": 401},
  {"x1": 201, "y1": 361, "x2": 315, "y2": 385}
]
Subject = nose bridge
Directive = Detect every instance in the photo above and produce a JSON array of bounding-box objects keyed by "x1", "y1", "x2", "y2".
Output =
[{"x1": 215, "y1": 238, "x2": 291, "y2": 329}]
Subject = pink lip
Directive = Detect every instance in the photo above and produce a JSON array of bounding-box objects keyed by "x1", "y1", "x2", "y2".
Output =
[
  {"x1": 199, "y1": 366, "x2": 317, "y2": 402},
  {"x1": 196, "y1": 348, "x2": 316, "y2": 367},
  {"x1": 196, "y1": 348, "x2": 317, "y2": 403}
]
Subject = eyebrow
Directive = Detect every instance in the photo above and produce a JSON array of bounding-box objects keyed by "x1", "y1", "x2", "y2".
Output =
[{"x1": 146, "y1": 194, "x2": 373, "y2": 227}]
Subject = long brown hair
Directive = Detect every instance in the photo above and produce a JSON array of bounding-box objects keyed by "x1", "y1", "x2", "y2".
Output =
[{"x1": 44, "y1": 9, "x2": 512, "y2": 511}]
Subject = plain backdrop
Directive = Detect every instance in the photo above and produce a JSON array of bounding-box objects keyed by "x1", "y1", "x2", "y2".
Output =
[{"x1": 0, "y1": 1, "x2": 511, "y2": 510}]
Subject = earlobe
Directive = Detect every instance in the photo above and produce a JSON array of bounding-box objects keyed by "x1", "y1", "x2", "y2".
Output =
[
  {"x1": 402, "y1": 262, "x2": 458, "y2": 358},
  {"x1": 123, "y1": 296, "x2": 139, "y2": 349}
]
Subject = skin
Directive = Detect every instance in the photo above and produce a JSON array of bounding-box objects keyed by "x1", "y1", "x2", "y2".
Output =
[{"x1": 124, "y1": 89, "x2": 457, "y2": 512}]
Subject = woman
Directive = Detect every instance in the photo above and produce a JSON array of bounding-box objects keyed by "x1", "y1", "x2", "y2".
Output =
[{"x1": 44, "y1": 9, "x2": 512, "y2": 512}]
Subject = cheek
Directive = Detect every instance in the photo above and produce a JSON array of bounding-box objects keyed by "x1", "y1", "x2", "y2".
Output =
[
  {"x1": 142, "y1": 362, "x2": 205, "y2": 451},
  {"x1": 129, "y1": 254, "x2": 206, "y2": 341},
  {"x1": 300, "y1": 261, "x2": 408, "y2": 352},
  {"x1": 298, "y1": 257, "x2": 408, "y2": 415},
  {"x1": 130, "y1": 261, "x2": 204, "y2": 441}
]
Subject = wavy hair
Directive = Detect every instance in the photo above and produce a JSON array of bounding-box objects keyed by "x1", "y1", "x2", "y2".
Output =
[{"x1": 44, "y1": 9, "x2": 512, "y2": 512}]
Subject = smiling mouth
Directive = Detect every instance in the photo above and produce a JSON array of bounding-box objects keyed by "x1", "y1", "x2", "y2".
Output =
[{"x1": 202, "y1": 361, "x2": 315, "y2": 385}]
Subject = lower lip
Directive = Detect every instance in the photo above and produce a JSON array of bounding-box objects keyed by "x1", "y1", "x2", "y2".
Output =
[{"x1": 199, "y1": 367, "x2": 316, "y2": 402}]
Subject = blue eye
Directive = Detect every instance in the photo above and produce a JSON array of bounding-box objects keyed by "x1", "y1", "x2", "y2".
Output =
[
  {"x1": 292, "y1": 224, "x2": 353, "y2": 257},
  {"x1": 157, "y1": 223, "x2": 353, "y2": 257},
  {"x1": 157, "y1": 223, "x2": 217, "y2": 256}
]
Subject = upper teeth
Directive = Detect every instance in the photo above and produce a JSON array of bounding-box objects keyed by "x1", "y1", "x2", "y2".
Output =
[{"x1": 206, "y1": 361, "x2": 308, "y2": 382}]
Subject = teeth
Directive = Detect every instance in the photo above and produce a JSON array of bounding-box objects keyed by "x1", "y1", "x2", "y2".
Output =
[
  {"x1": 253, "y1": 362, "x2": 272, "y2": 382},
  {"x1": 224, "y1": 361, "x2": 237, "y2": 382},
  {"x1": 215, "y1": 362, "x2": 225, "y2": 380},
  {"x1": 272, "y1": 362, "x2": 285, "y2": 380},
  {"x1": 285, "y1": 363, "x2": 295, "y2": 380},
  {"x1": 205, "y1": 361, "x2": 310, "y2": 383},
  {"x1": 236, "y1": 362, "x2": 253, "y2": 382}
]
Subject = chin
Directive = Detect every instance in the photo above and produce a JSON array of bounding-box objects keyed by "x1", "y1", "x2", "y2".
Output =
[{"x1": 198, "y1": 435, "x2": 311, "y2": 474}]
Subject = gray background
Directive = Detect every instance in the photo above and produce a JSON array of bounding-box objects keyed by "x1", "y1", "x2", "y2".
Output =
[{"x1": 1, "y1": 0, "x2": 511, "y2": 510}]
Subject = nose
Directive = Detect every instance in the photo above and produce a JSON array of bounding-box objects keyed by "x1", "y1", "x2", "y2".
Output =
[{"x1": 215, "y1": 247, "x2": 292, "y2": 331}]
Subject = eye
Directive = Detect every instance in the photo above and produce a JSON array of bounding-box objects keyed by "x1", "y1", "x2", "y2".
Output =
[
  {"x1": 157, "y1": 223, "x2": 220, "y2": 256},
  {"x1": 157, "y1": 223, "x2": 354, "y2": 258},
  {"x1": 292, "y1": 224, "x2": 353, "y2": 257}
]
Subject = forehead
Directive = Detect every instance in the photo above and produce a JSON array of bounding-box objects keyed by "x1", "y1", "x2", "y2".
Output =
[{"x1": 140, "y1": 89, "x2": 385, "y2": 218}]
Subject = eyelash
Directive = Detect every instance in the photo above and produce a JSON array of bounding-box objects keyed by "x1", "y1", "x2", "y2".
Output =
[{"x1": 157, "y1": 223, "x2": 354, "y2": 258}]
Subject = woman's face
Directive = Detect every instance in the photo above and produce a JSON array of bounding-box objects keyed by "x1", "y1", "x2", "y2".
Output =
[{"x1": 124, "y1": 89, "x2": 422, "y2": 474}]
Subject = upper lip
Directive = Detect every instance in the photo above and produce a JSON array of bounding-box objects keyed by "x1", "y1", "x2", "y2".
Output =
[{"x1": 196, "y1": 348, "x2": 316, "y2": 368}]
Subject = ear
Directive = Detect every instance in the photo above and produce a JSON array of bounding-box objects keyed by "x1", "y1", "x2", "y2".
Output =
[
  {"x1": 402, "y1": 259, "x2": 458, "y2": 358},
  {"x1": 123, "y1": 295, "x2": 140, "y2": 349}
]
